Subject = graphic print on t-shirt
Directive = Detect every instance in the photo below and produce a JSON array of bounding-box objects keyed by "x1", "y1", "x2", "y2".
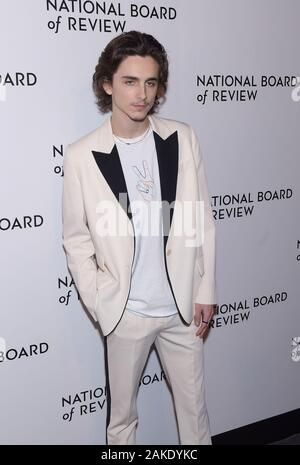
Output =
[{"x1": 132, "y1": 159, "x2": 156, "y2": 201}]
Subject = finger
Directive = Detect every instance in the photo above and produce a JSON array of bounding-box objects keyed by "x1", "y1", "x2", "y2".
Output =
[
  {"x1": 143, "y1": 181, "x2": 154, "y2": 191},
  {"x1": 195, "y1": 322, "x2": 209, "y2": 337},
  {"x1": 196, "y1": 327, "x2": 206, "y2": 338},
  {"x1": 194, "y1": 316, "x2": 201, "y2": 327},
  {"x1": 143, "y1": 160, "x2": 153, "y2": 180},
  {"x1": 196, "y1": 329, "x2": 207, "y2": 338},
  {"x1": 137, "y1": 181, "x2": 149, "y2": 193},
  {"x1": 132, "y1": 165, "x2": 143, "y2": 179}
]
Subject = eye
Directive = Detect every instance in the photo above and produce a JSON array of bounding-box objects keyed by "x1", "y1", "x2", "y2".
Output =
[
  {"x1": 125, "y1": 80, "x2": 135, "y2": 85},
  {"x1": 147, "y1": 81, "x2": 157, "y2": 87}
]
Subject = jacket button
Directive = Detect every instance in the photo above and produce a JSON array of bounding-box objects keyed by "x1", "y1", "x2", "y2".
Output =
[{"x1": 166, "y1": 249, "x2": 172, "y2": 256}]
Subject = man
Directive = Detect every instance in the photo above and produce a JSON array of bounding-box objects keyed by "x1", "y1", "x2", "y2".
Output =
[{"x1": 62, "y1": 30, "x2": 217, "y2": 445}]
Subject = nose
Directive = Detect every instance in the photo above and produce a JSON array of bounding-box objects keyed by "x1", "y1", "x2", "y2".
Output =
[{"x1": 137, "y1": 82, "x2": 147, "y2": 101}]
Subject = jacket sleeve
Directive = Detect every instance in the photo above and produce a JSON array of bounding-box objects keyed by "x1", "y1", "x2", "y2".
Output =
[
  {"x1": 62, "y1": 145, "x2": 98, "y2": 322},
  {"x1": 190, "y1": 127, "x2": 217, "y2": 305}
]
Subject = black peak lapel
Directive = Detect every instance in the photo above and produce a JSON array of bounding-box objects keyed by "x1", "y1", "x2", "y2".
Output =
[
  {"x1": 92, "y1": 146, "x2": 132, "y2": 220},
  {"x1": 153, "y1": 131, "x2": 179, "y2": 246}
]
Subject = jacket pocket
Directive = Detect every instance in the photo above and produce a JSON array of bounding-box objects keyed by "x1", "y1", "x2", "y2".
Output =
[{"x1": 96, "y1": 267, "x2": 115, "y2": 290}]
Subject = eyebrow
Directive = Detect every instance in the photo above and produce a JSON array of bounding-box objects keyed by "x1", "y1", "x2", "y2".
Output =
[{"x1": 121, "y1": 76, "x2": 158, "y2": 81}]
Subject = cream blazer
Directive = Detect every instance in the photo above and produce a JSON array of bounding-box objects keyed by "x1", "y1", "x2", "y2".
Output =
[{"x1": 62, "y1": 115, "x2": 217, "y2": 335}]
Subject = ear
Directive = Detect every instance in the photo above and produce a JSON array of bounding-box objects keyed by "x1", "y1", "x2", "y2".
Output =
[{"x1": 103, "y1": 80, "x2": 112, "y2": 96}]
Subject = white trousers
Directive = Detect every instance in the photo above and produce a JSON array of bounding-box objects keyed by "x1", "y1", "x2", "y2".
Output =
[{"x1": 105, "y1": 309, "x2": 211, "y2": 445}]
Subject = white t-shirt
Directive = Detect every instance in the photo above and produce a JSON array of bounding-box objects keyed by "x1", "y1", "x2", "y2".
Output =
[{"x1": 114, "y1": 124, "x2": 177, "y2": 317}]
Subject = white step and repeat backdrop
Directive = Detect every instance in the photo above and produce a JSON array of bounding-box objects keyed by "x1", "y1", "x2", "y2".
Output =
[{"x1": 1, "y1": 0, "x2": 299, "y2": 444}]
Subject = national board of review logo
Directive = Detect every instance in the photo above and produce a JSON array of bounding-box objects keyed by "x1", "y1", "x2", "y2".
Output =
[{"x1": 0, "y1": 342, "x2": 49, "y2": 362}]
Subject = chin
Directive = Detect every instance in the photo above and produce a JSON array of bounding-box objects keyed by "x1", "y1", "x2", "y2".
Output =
[{"x1": 129, "y1": 113, "x2": 149, "y2": 122}]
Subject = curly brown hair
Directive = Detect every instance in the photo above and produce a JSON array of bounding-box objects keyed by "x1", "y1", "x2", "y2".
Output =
[{"x1": 92, "y1": 31, "x2": 169, "y2": 114}]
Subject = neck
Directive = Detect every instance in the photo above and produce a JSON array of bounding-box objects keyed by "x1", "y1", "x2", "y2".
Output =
[{"x1": 110, "y1": 114, "x2": 150, "y2": 139}]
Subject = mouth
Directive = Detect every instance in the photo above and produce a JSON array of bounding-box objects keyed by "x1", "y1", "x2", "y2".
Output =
[{"x1": 132, "y1": 103, "x2": 147, "y2": 109}]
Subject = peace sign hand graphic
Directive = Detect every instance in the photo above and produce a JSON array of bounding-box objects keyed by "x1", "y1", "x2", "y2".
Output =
[{"x1": 132, "y1": 160, "x2": 156, "y2": 201}]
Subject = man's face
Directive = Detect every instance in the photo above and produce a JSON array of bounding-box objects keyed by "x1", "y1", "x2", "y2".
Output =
[{"x1": 103, "y1": 55, "x2": 160, "y2": 123}]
